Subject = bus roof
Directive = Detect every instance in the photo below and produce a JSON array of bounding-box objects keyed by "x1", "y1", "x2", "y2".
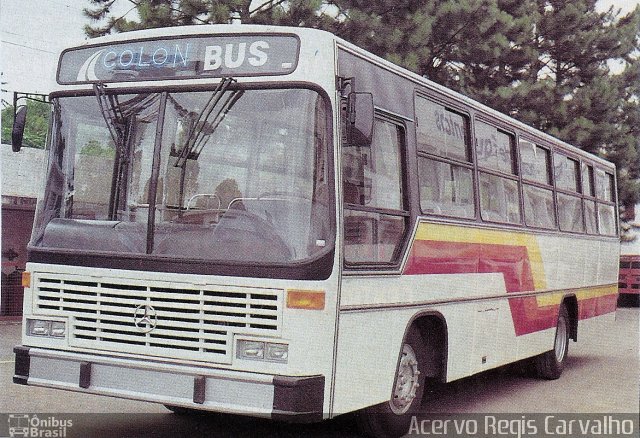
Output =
[{"x1": 66, "y1": 24, "x2": 335, "y2": 49}]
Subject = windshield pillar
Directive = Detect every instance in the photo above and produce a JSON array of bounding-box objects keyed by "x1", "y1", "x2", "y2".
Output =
[{"x1": 146, "y1": 92, "x2": 168, "y2": 254}]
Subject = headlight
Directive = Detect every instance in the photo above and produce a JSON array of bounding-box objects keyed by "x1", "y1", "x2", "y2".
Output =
[
  {"x1": 237, "y1": 340, "x2": 288, "y2": 363},
  {"x1": 28, "y1": 320, "x2": 50, "y2": 336},
  {"x1": 50, "y1": 321, "x2": 66, "y2": 338},
  {"x1": 237, "y1": 340, "x2": 265, "y2": 360},
  {"x1": 266, "y1": 343, "x2": 289, "y2": 362},
  {"x1": 27, "y1": 319, "x2": 66, "y2": 338}
]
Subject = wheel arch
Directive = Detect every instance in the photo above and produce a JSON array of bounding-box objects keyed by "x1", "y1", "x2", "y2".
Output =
[
  {"x1": 562, "y1": 294, "x2": 578, "y2": 341},
  {"x1": 403, "y1": 311, "x2": 448, "y2": 383}
]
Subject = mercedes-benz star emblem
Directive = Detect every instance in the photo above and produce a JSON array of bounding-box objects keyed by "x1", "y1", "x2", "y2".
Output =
[{"x1": 133, "y1": 304, "x2": 158, "y2": 333}]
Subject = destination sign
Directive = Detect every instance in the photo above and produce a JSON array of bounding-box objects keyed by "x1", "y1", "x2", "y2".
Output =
[{"x1": 57, "y1": 34, "x2": 300, "y2": 84}]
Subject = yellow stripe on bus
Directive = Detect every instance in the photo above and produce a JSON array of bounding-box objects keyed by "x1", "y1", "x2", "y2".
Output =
[{"x1": 535, "y1": 285, "x2": 618, "y2": 307}]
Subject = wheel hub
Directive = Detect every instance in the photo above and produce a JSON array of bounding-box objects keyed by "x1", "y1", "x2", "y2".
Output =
[
  {"x1": 554, "y1": 315, "x2": 568, "y2": 362},
  {"x1": 389, "y1": 344, "x2": 421, "y2": 415}
]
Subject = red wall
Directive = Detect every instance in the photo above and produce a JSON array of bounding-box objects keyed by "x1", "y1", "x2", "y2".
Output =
[{"x1": 1, "y1": 207, "x2": 35, "y2": 316}]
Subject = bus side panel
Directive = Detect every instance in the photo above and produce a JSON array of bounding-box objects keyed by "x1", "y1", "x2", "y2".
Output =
[
  {"x1": 332, "y1": 292, "x2": 546, "y2": 413},
  {"x1": 333, "y1": 273, "x2": 511, "y2": 414},
  {"x1": 333, "y1": 223, "x2": 619, "y2": 413},
  {"x1": 332, "y1": 306, "x2": 410, "y2": 414}
]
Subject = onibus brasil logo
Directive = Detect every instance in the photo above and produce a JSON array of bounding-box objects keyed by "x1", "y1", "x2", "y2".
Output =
[{"x1": 7, "y1": 414, "x2": 72, "y2": 438}]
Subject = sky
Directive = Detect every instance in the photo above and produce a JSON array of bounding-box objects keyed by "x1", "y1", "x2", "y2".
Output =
[{"x1": 0, "y1": 0, "x2": 639, "y2": 106}]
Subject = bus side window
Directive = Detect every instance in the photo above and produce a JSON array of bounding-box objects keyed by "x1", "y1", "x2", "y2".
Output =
[
  {"x1": 418, "y1": 157, "x2": 474, "y2": 218},
  {"x1": 343, "y1": 118, "x2": 408, "y2": 265},
  {"x1": 520, "y1": 139, "x2": 555, "y2": 229},
  {"x1": 476, "y1": 122, "x2": 520, "y2": 224},
  {"x1": 415, "y1": 94, "x2": 474, "y2": 219},
  {"x1": 595, "y1": 169, "x2": 617, "y2": 236},
  {"x1": 415, "y1": 96, "x2": 469, "y2": 161}
]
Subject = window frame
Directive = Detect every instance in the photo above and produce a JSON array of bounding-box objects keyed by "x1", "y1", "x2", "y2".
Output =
[
  {"x1": 554, "y1": 152, "x2": 580, "y2": 193},
  {"x1": 557, "y1": 192, "x2": 586, "y2": 233},
  {"x1": 409, "y1": 93, "x2": 618, "y2": 238},
  {"x1": 417, "y1": 156, "x2": 476, "y2": 219},
  {"x1": 520, "y1": 138, "x2": 552, "y2": 186},
  {"x1": 414, "y1": 93, "x2": 476, "y2": 221},
  {"x1": 475, "y1": 119, "x2": 521, "y2": 225},
  {"x1": 552, "y1": 152, "x2": 586, "y2": 234},
  {"x1": 522, "y1": 183, "x2": 557, "y2": 230},
  {"x1": 342, "y1": 113, "x2": 411, "y2": 269},
  {"x1": 594, "y1": 167, "x2": 618, "y2": 236},
  {"x1": 414, "y1": 93, "x2": 472, "y2": 164},
  {"x1": 475, "y1": 119, "x2": 517, "y2": 176},
  {"x1": 518, "y1": 137, "x2": 558, "y2": 230}
]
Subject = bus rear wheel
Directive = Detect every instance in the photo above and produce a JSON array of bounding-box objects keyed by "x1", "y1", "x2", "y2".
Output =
[
  {"x1": 535, "y1": 304, "x2": 569, "y2": 380},
  {"x1": 164, "y1": 405, "x2": 205, "y2": 415},
  {"x1": 356, "y1": 326, "x2": 427, "y2": 438}
]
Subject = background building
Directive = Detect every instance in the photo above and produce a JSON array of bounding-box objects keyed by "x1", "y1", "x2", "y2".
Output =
[{"x1": 1, "y1": 144, "x2": 45, "y2": 315}]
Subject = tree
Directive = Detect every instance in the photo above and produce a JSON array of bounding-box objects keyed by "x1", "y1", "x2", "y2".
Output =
[
  {"x1": 514, "y1": 1, "x2": 640, "y2": 209},
  {"x1": 329, "y1": 0, "x2": 640, "y2": 208},
  {"x1": 84, "y1": 0, "x2": 639, "y2": 207},
  {"x1": 330, "y1": 0, "x2": 539, "y2": 88},
  {"x1": 1, "y1": 100, "x2": 50, "y2": 149},
  {"x1": 83, "y1": 0, "x2": 333, "y2": 36}
]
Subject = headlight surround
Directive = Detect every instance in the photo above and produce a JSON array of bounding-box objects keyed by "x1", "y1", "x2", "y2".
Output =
[
  {"x1": 27, "y1": 319, "x2": 66, "y2": 338},
  {"x1": 236, "y1": 340, "x2": 288, "y2": 363},
  {"x1": 28, "y1": 319, "x2": 51, "y2": 336}
]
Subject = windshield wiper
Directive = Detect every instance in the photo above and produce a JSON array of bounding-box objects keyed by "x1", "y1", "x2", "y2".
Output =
[
  {"x1": 173, "y1": 77, "x2": 244, "y2": 168},
  {"x1": 93, "y1": 83, "x2": 127, "y2": 152},
  {"x1": 93, "y1": 84, "x2": 163, "y2": 220},
  {"x1": 93, "y1": 84, "x2": 160, "y2": 149}
]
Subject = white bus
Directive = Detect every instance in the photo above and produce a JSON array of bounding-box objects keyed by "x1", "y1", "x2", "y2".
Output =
[{"x1": 13, "y1": 25, "x2": 619, "y2": 437}]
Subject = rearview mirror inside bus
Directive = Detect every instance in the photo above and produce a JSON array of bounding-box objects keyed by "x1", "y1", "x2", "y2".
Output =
[
  {"x1": 347, "y1": 92, "x2": 374, "y2": 147},
  {"x1": 12, "y1": 104, "x2": 27, "y2": 152}
]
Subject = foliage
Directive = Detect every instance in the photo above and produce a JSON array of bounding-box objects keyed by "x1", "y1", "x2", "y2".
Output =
[
  {"x1": 84, "y1": 0, "x2": 640, "y2": 207},
  {"x1": 1, "y1": 100, "x2": 51, "y2": 149},
  {"x1": 80, "y1": 139, "x2": 116, "y2": 157},
  {"x1": 83, "y1": 0, "x2": 333, "y2": 36}
]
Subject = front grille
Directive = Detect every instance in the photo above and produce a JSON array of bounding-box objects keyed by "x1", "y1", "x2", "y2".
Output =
[{"x1": 33, "y1": 273, "x2": 282, "y2": 364}]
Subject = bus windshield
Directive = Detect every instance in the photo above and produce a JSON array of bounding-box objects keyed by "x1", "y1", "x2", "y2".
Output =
[{"x1": 32, "y1": 87, "x2": 333, "y2": 265}]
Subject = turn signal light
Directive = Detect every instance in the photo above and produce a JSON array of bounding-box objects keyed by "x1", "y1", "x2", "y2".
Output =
[
  {"x1": 286, "y1": 290, "x2": 325, "y2": 310},
  {"x1": 21, "y1": 271, "x2": 31, "y2": 288}
]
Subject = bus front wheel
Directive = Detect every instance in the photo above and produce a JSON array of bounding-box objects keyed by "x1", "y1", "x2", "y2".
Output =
[
  {"x1": 356, "y1": 326, "x2": 427, "y2": 438},
  {"x1": 535, "y1": 304, "x2": 570, "y2": 380}
]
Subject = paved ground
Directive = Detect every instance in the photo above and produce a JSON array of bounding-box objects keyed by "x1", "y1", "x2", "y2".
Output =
[
  {"x1": 0, "y1": 309, "x2": 638, "y2": 437},
  {"x1": 422, "y1": 308, "x2": 639, "y2": 414}
]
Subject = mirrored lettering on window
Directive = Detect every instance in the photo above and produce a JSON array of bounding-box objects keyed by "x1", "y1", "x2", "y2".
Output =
[
  {"x1": 475, "y1": 121, "x2": 515, "y2": 174},
  {"x1": 415, "y1": 96, "x2": 469, "y2": 161}
]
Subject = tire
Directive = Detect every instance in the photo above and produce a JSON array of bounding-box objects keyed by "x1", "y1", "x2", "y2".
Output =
[
  {"x1": 164, "y1": 405, "x2": 204, "y2": 415},
  {"x1": 535, "y1": 304, "x2": 570, "y2": 380},
  {"x1": 356, "y1": 326, "x2": 427, "y2": 438}
]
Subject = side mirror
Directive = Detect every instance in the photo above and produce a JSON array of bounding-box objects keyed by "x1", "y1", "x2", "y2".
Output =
[
  {"x1": 346, "y1": 92, "x2": 374, "y2": 147},
  {"x1": 12, "y1": 104, "x2": 27, "y2": 152}
]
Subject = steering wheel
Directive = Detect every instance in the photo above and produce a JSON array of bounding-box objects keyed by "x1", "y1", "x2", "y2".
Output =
[{"x1": 217, "y1": 208, "x2": 293, "y2": 260}]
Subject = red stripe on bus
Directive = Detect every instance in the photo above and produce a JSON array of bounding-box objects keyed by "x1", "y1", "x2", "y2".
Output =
[
  {"x1": 578, "y1": 293, "x2": 618, "y2": 320},
  {"x1": 403, "y1": 241, "x2": 534, "y2": 292},
  {"x1": 404, "y1": 240, "x2": 616, "y2": 336}
]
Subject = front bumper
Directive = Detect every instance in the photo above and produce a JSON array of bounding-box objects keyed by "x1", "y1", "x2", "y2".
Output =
[{"x1": 14, "y1": 346, "x2": 324, "y2": 422}]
